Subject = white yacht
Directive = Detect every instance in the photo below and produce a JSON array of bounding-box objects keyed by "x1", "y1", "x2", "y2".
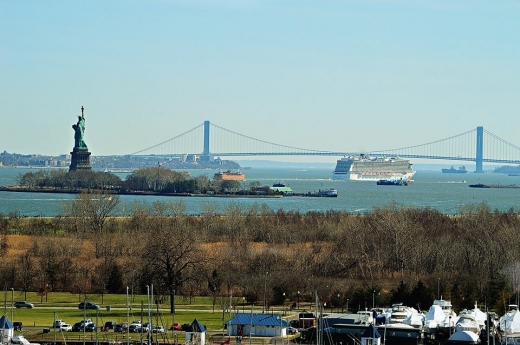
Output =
[
  {"x1": 387, "y1": 303, "x2": 410, "y2": 324},
  {"x1": 500, "y1": 304, "x2": 520, "y2": 338},
  {"x1": 455, "y1": 312, "x2": 480, "y2": 334},
  {"x1": 423, "y1": 299, "x2": 458, "y2": 340}
]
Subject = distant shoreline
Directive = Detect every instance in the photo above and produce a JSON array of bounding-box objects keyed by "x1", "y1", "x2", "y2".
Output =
[{"x1": 0, "y1": 186, "x2": 284, "y2": 198}]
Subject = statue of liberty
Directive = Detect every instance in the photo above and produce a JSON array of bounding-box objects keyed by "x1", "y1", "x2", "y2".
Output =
[{"x1": 72, "y1": 106, "x2": 88, "y2": 149}]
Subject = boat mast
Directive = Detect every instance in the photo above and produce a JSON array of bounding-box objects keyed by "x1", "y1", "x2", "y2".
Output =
[{"x1": 314, "y1": 290, "x2": 321, "y2": 345}]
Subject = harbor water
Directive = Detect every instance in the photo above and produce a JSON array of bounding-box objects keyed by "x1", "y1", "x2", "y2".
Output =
[{"x1": 1, "y1": 167, "x2": 519, "y2": 217}]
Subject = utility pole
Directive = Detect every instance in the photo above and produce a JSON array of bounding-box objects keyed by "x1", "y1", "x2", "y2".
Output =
[{"x1": 263, "y1": 272, "x2": 269, "y2": 313}]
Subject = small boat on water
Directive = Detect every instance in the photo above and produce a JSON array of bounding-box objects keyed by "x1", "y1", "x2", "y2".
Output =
[
  {"x1": 469, "y1": 183, "x2": 520, "y2": 189},
  {"x1": 296, "y1": 188, "x2": 339, "y2": 197},
  {"x1": 442, "y1": 165, "x2": 468, "y2": 174},
  {"x1": 376, "y1": 177, "x2": 408, "y2": 186},
  {"x1": 316, "y1": 188, "x2": 338, "y2": 197}
]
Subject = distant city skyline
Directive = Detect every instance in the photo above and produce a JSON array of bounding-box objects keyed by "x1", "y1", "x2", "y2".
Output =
[{"x1": 1, "y1": 1, "x2": 519, "y2": 163}]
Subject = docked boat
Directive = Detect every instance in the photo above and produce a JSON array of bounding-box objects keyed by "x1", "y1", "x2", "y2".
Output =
[
  {"x1": 465, "y1": 303, "x2": 488, "y2": 331},
  {"x1": 332, "y1": 154, "x2": 415, "y2": 181},
  {"x1": 423, "y1": 299, "x2": 458, "y2": 341},
  {"x1": 446, "y1": 330, "x2": 481, "y2": 344},
  {"x1": 455, "y1": 312, "x2": 480, "y2": 334},
  {"x1": 442, "y1": 165, "x2": 468, "y2": 174},
  {"x1": 269, "y1": 182, "x2": 293, "y2": 195},
  {"x1": 386, "y1": 303, "x2": 411, "y2": 324},
  {"x1": 402, "y1": 309, "x2": 424, "y2": 328},
  {"x1": 499, "y1": 304, "x2": 520, "y2": 339},
  {"x1": 213, "y1": 170, "x2": 245, "y2": 181}
]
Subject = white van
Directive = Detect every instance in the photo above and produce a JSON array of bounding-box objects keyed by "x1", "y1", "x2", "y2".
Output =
[{"x1": 52, "y1": 320, "x2": 66, "y2": 328}]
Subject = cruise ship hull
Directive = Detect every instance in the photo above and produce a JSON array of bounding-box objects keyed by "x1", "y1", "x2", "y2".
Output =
[{"x1": 332, "y1": 155, "x2": 416, "y2": 181}]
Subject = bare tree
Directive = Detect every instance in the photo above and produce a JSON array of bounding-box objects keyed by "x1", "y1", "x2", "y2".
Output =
[
  {"x1": 63, "y1": 189, "x2": 120, "y2": 258},
  {"x1": 143, "y1": 218, "x2": 204, "y2": 313}
]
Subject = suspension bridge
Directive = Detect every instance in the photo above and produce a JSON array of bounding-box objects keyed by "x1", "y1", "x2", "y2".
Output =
[{"x1": 129, "y1": 121, "x2": 520, "y2": 173}]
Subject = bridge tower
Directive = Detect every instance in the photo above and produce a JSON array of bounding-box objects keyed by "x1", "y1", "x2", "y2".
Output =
[
  {"x1": 200, "y1": 120, "x2": 211, "y2": 162},
  {"x1": 475, "y1": 126, "x2": 483, "y2": 173}
]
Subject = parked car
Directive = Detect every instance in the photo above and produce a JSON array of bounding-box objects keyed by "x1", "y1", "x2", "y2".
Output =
[
  {"x1": 71, "y1": 320, "x2": 92, "y2": 332},
  {"x1": 78, "y1": 302, "x2": 100, "y2": 310},
  {"x1": 289, "y1": 320, "x2": 299, "y2": 328},
  {"x1": 169, "y1": 323, "x2": 182, "y2": 331},
  {"x1": 14, "y1": 301, "x2": 34, "y2": 309},
  {"x1": 53, "y1": 320, "x2": 66, "y2": 328},
  {"x1": 71, "y1": 322, "x2": 83, "y2": 332},
  {"x1": 181, "y1": 323, "x2": 191, "y2": 332},
  {"x1": 13, "y1": 322, "x2": 23, "y2": 331},
  {"x1": 152, "y1": 326, "x2": 165, "y2": 333},
  {"x1": 59, "y1": 324, "x2": 72, "y2": 332},
  {"x1": 114, "y1": 323, "x2": 128, "y2": 333},
  {"x1": 141, "y1": 322, "x2": 151, "y2": 332},
  {"x1": 129, "y1": 324, "x2": 141, "y2": 333},
  {"x1": 104, "y1": 321, "x2": 116, "y2": 330},
  {"x1": 287, "y1": 326, "x2": 298, "y2": 335},
  {"x1": 85, "y1": 323, "x2": 97, "y2": 332}
]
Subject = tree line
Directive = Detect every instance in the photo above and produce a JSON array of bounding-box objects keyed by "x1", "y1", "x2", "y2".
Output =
[
  {"x1": 1, "y1": 190, "x2": 519, "y2": 316},
  {"x1": 16, "y1": 167, "x2": 257, "y2": 194}
]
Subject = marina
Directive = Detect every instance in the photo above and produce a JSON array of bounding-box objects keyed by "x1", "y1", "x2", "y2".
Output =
[{"x1": 301, "y1": 299, "x2": 501, "y2": 345}]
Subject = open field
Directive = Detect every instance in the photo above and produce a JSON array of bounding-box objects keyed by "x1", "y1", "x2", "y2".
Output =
[{"x1": 7, "y1": 291, "x2": 261, "y2": 328}]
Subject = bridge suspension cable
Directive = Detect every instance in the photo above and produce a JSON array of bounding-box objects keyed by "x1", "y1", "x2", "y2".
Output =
[
  {"x1": 210, "y1": 123, "x2": 334, "y2": 155},
  {"x1": 129, "y1": 123, "x2": 204, "y2": 155},
  {"x1": 368, "y1": 129, "x2": 477, "y2": 160}
]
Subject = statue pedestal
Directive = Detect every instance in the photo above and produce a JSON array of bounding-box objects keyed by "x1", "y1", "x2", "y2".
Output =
[{"x1": 69, "y1": 148, "x2": 92, "y2": 172}]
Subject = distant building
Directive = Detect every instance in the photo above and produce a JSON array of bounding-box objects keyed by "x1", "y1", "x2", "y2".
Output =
[
  {"x1": 185, "y1": 319, "x2": 206, "y2": 345},
  {"x1": 225, "y1": 313, "x2": 289, "y2": 337},
  {"x1": 0, "y1": 315, "x2": 14, "y2": 341}
]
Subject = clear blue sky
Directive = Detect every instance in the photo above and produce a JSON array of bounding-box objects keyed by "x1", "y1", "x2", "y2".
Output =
[{"x1": 1, "y1": 1, "x2": 519, "y2": 163}]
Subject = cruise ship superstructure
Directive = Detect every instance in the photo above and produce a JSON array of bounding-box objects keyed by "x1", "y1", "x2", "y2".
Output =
[{"x1": 332, "y1": 155, "x2": 416, "y2": 181}]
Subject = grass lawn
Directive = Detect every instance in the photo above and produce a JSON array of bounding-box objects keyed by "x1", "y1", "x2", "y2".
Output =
[{"x1": 7, "y1": 291, "x2": 277, "y2": 332}]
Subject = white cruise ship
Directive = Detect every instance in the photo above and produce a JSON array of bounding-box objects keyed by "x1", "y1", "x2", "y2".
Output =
[{"x1": 332, "y1": 154, "x2": 416, "y2": 181}]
